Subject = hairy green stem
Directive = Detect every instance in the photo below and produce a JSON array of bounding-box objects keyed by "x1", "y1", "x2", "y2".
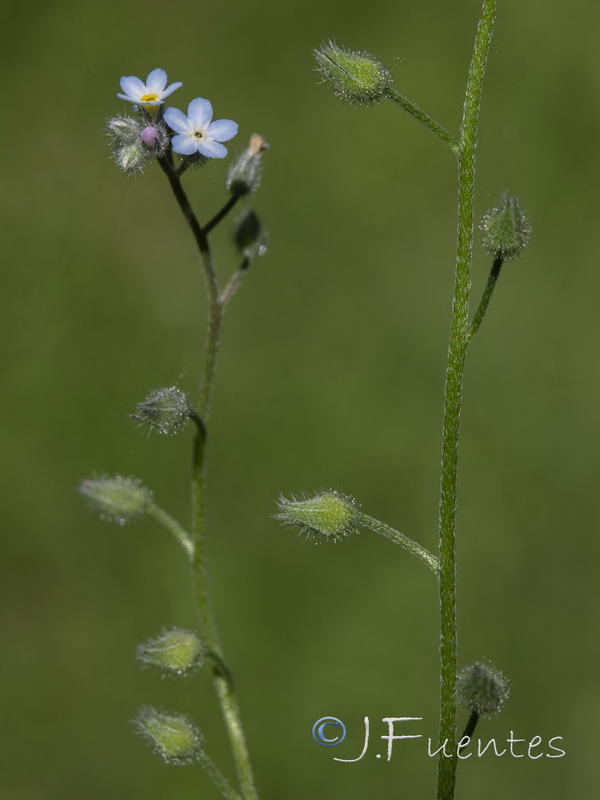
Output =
[
  {"x1": 356, "y1": 512, "x2": 440, "y2": 575},
  {"x1": 159, "y1": 154, "x2": 258, "y2": 800},
  {"x1": 436, "y1": 3, "x2": 497, "y2": 799},
  {"x1": 384, "y1": 88, "x2": 459, "y2": 153},
  {"x1": 148, "y1": 502, "x2": 194, "y2": 559},
  {"x1": 198, "y1": 750, "x2": 243, "y2": 800}
]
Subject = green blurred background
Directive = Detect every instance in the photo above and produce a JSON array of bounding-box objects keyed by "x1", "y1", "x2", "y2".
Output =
[{"x1": 2, "y1": 0, "x2": 599, "y2": 797}]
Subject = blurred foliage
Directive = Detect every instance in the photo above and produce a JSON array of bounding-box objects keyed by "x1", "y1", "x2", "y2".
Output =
[{"x1": 1, "y1": 0, "x2": 599, "y2": 798}]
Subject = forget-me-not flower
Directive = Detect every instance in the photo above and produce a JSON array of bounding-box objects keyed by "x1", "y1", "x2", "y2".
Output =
[
  {"x1": 164, "y1": 98, "x2": 238, "y2": 158},
  {"x1": 118, "y1": 68, "x2": 182, "y2": 107}
]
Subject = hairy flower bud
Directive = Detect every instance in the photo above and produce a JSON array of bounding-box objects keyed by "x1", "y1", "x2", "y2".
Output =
[
  {"x1": 139, "y1": 122, "x2": 169, "y2": 156},
  {"x1": 131, "y1": 386, "x2": 192, "y2": 436},
  {"x1": 115, "y1": 142, "x2": 147, "y2": 173},
  {"x1": 134, "y1": 707, "x2": 203, "y2": 765},
  {"x1": 275, "y1": 491, "x2": 360, "y2": 542},
  {"x1": 234, "y1": 210, "x2": 267, "y2": 260},
  {"x1": 313, "y1": 41, "x2": 392, "y2": 105},
  {"x1": 457, "y1": 661, "x2": 510, "y2": 717},
  {"x1": 79, "y1": 475, "x2": 153, "y2": 525},
  {"x1": 480, "y1": 195, "x2": 531, "y2": 260},
  {"x1": 107, "y1": 115, "x2": 141, "y2": 144},
  {"x1": 226, "y1": 134, "x2": 269, "y2": 196},
  {"x1": 137, "y1": 628, "x2": 204, "y2": 676}
]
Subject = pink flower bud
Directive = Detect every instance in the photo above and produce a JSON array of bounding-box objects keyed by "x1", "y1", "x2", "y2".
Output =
[{"x1": 140, "y1": 124, "x2": 162, "y2": 149}]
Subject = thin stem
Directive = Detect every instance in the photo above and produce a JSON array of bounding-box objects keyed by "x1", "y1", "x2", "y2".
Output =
[
  {"x1": 160, "y1": 159, "x2": 258, "y2": 800},
  {"x1": 468, "y1": 256, "x2": 503, "y2": 340},
  {"x1": 356, "y1": 512, "x2": 440, "y2": 575},
  {"x1": 384, "y1": 88, "x2": 459, "y2": 153},
  {"x1": 157, "y1": 155, "x2": 218, "y2": 300},
  {"x1": 148, "y1": 503, "x2": 194, "y2": 560},
  {"x1": 198, "y1": 750, "x2": 243, "y2": 800},
  {"x1": 191, "y1": 350, "x2": 257, "y2": 800},
  {"x1": 436, "y1": 3, "x2": 497, "y2": 799},
  {"x1": 205, "y1": 195, "x2": 241, "y2": 236},
  {"x1": 220, "y1": 259, "x2": 251, "y2": 309},
  {"x1": 458, "y1": 710, "x2": 479, "y2": 751}
]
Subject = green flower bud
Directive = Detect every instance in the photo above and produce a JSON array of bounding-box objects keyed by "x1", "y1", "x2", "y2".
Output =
[
  {"x1": 480, "y1": 195, "x2": 531, "y2": 260},
  {"x1": 115, "y1": 142, "x2": 147, "y2": 173},
  {"x1": 134, "y1": 707, "x2": 203, "y2": 765},
  {"x1": 106, "y1": 115, "x2": 141, "y2": 144},
  {"x1": 137, "y1": 628, "x2": 204, "y2": 676},
  {"x1": 130, "y1": 386, "x2": 192, "y2": 436},
  {"x1": 226, "y1": 133, "x2": 269, "y2": 197},
  {"x1": 275, "y1": 491, "x2": 359, "y2": 542},
  {"x1": 457, "y1": 661, "x2": 510, "y2": 717},
  {"x1": 313, "y1": 41, "x2": 392, "y2": 106},
  {"x1": 234, "y1": 209, "x2": 267, "y2": 261},
  {"x1": 79, "y1": 475, "x2": 153, "y2": 525}
]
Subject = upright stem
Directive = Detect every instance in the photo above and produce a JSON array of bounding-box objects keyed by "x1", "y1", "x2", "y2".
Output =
[
  {"x1": 159, "y1": 154, "x2": 258, "y2": 800},
  {"x1": 436, "y1": 3, "x2": 497, "y2": 799}
]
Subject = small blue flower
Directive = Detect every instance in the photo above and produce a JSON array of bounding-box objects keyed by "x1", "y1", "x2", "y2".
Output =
[
  {"x1": 118, "y1": 68, "x2": 182, "y2": 107},
  {"x1": 164, "y1": 98, "x2": 238, "y2": 158}
]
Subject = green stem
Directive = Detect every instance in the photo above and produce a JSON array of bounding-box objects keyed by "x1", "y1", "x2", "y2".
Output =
[
  {"x1": 220, "y1": 258, "x2": 251, "y2": 309},
  {"x1": 468, "y1": 256, "x2": 503, "y2": 341},
  {"x1": 159, "y1": 156, "x2": 258, "y2": 800},
  {"x1": 355, "y1": 512, "x2": 440, "y2": 575},
  {"x1": 436, "y1": 3, "x2": 497, "y2": 799},
  {"x1": 148, "y1": 502, "x2": 194, "y2": 560},
  {"x1": 198, "y1": 750, "x2": 243, "y2": 800},
  {"x1": 384, "y1": 88, "x2": 459, "y2": 153}
]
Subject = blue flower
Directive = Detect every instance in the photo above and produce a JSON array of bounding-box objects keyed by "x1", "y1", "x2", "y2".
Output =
[
  {"x1": 163, "y1": 98, "x2": 238, "y2": 158},
  {"x1": 118, "y1": 68, "x2": 182, "y2": 107}
]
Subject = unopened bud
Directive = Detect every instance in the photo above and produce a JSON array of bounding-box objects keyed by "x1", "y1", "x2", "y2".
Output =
[
  {"x1": 115, "y1": 142, "x2": 147, "y2": 173},
  {"x1": 137, "y1": 628, "x2": 204, "y2": 676},
  {"x1": 226, "y1": 134, "x2": 269, "y2": 196},
  {"x1": 457, "y1": 661, "x2": 510, "y2": 717},
  {"x1": 275, "y1": 491, "x2": 359, "y2": 543},
  {"x1": 234, "y1": 210, "x2": 267, "y2": 261},
  {"x1": 140, "y1": 122, "x2": 169, "y2": 155},
  {"x1": 79, "y1": 475, "x2": 153, "y2": 525},
  {"x1": 313, "y1": 41, "x2": 392, "y2": 106},
  {"x1": 134, "y1": 707, "x2": 203, "y2": 765},
  {"x1": 480, "y1": 195, "x2": 531, "y2": 260},
  {"x1": 107, "y1": 115, "x2": 141, "y2": 144},
  {"x1": 131, "y1": 386, "x2": 192, "y2": 436}
]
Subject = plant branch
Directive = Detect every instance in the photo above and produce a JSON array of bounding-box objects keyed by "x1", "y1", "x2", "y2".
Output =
[
  {"x1": 148, "y1": 502, "x2": 194, "y2": 560},
  {"x1": 356, "y1": 512, "x2": 440, "y2": 575},
  {"x1": 468, "y1": 256, "x2": 503, "y2": 341},
  {"x1": 384, "y1": 88, "x2": 459, "y2": 153},
  {"x1": 205, "y1": 195, "x2": 242, "y2": 236}
]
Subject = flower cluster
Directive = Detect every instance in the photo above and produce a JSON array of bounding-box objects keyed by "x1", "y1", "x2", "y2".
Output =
[{"x1": 108, "y1": 68, "x2": 238, "y2": 172}]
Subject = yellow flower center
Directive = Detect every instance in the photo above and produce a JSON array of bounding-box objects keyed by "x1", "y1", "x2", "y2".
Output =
[{"x1": 140, "y1": 93, "x2": 159, "y2": 102}]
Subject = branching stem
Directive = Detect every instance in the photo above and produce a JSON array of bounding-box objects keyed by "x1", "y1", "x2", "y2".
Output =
[{"x1": 158, "y1": 152, "x2": 258, "y2": 800}]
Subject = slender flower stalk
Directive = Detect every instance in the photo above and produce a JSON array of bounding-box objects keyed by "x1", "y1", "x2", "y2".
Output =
[
  {"x1": 468, "y1": 255, "x2": 503, "y2": 340},
  {"x1": 383, "y1": 88, "x2": 459, "y2": 153},
  {"x1": 436, "y1": 3, "x2": 497, "y2": 798},
  {"x1": 355, "y1": 512, "x2": 440, "y2": 575},
  {"x1": 148, "y1": 502, "x2": 194, "y2": 560}
]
